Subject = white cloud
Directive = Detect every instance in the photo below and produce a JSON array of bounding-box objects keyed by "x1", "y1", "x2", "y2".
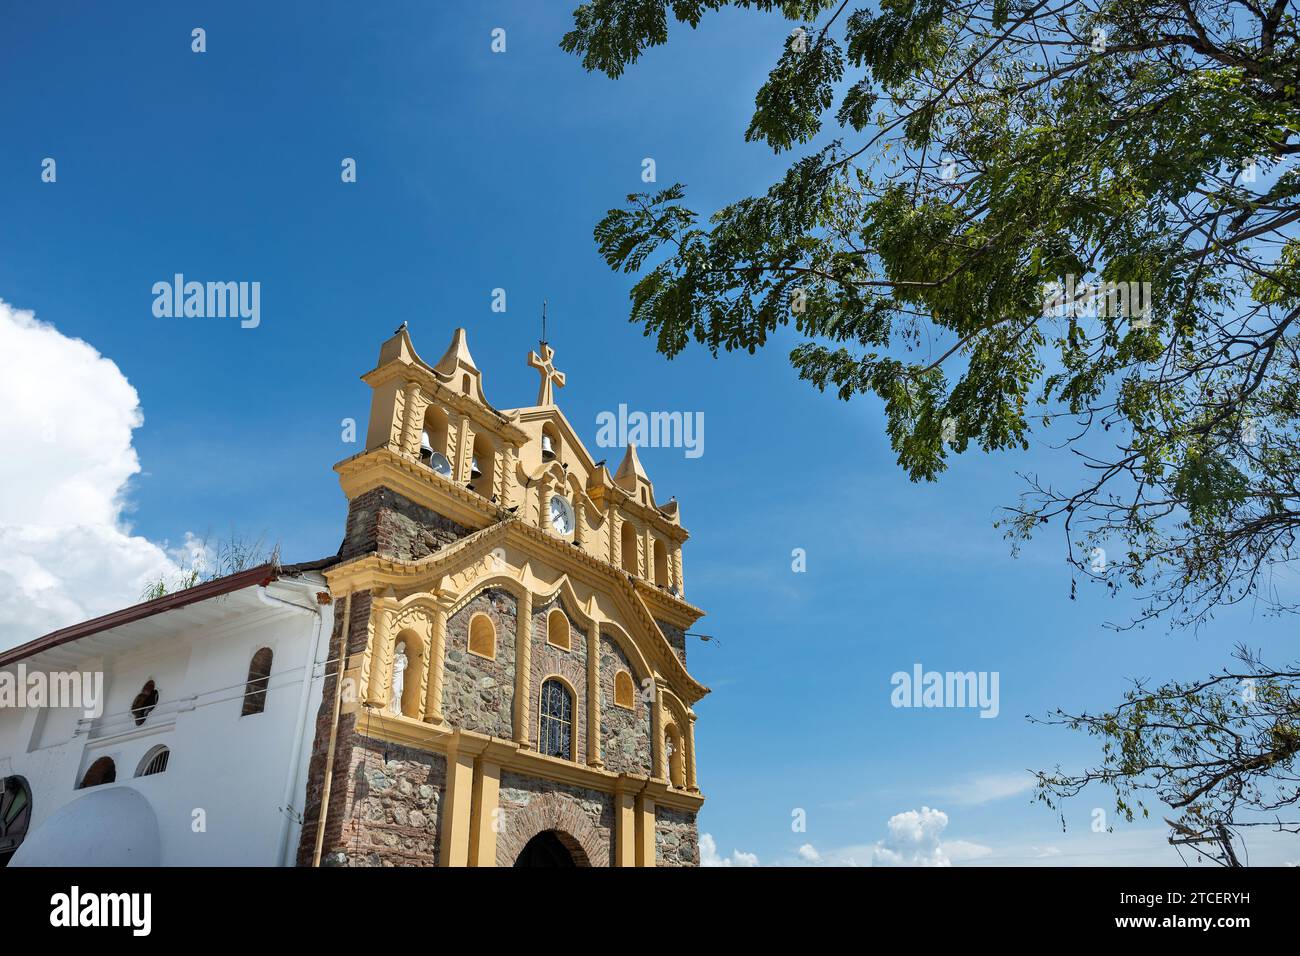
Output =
[
  {"x1": 930, "y1": 771, "x2": 1036, "y2": 806},
  {"x1": 700, "y1": 832, "x2": 759, "y2": 867},
  {"x1": 791, "y1": 806, "x2": 993, "y2": 867},
  {"x1": 0, "y1": 299, "x2": 184, "y2": 648},
  {"x1": 873, "y1": 806, "x2": 959, "y2": 866}
]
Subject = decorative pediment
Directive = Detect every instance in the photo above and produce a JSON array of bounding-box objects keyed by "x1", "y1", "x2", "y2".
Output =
[{"x1": 324, "y1": 518, "x2": 707, "y2": 705}]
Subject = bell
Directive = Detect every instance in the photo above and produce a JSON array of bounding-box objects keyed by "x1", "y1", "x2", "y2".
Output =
[
  {"x1": 541, "y1": 434, "x2": 555, "y2": 461},
  {"x1": 420, "y1": 430, "x2": 433, "y2": 459},
  {"x1": 470, "y1": 456, "x2": 482, "y2": 479}
]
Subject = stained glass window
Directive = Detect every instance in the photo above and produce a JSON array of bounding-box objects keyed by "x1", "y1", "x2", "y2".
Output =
[
  {"x1": 539, "y1": 678, "x2": 573, "y2": 760},
  {"x1": 0, "y1": 776, "x2": 31, "y2": 866}
]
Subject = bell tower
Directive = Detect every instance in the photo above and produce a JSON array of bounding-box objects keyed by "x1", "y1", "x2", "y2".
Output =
[{"x1": 302, "y1": 324, "x2": 708, "y2": 868}]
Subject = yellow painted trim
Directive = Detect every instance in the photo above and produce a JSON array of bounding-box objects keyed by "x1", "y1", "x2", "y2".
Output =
[
  {"x1": 467, "y1": 611, "x2": 497, "y2": 660},
  {"x1": 349, "y1": 703, "x2": 703, "y2": 812},
  {"x1": 468, "y1": 759, "x2": 501, "y2": 867},
  {"x1": 613, "y1": 671, "x2": 635, "y2": 710},
  {"x1": 440, "y1": 736, "x2": 476, "y2": 867},
  {"x1": 323, "y1": 518, "x2": 708, "y2": 705},
  {"x1": 635, "y1": 793, "x2": 656, "y2": 867},
  {"x1": 545, "y1": 606, "x2": 571, "y2": 651}
]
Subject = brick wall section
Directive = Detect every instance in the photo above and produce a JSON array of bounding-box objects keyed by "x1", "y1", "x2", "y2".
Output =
[
  {"x1": 529, "y1": 598, "x2": 587, "y2": 760},
  {"x1": 340, "y1": 486, "x2": 472, "y2": 561},
  {"x1": 654, "y1": 805, "x2": 699, "y2": 867},
  {"x1": 442, "y1": 588, "x2": 517, "y2": 738},
  {"x1": 320, "y1": 734, "x2": 447, "y2": 867},
  {"x1": 496, "y1": 771, "x2": 614, "y2": 866},
  {"x1": 297, "y1": 590, "x2": 374, "y2": 866},
  {"x1": 597, "y1": 633, "x2": 652, "y2": 775},
  {"x1": 656, "y1": 618, "x2": 687, "y2": 666}
]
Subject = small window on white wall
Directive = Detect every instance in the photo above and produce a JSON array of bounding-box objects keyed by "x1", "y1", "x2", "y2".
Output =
[{"x1": 137, "y1": 746, "x2": 170, "y2": 777}]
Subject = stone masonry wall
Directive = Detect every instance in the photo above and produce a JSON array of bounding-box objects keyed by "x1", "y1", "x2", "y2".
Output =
[
  {"x1": 654, "y1": 805, "x2": 699, "y2": 867},
  {"x1": 442, "y1": 588, "x2": 517, "y2": 739},
  {"x1": 529, "y1": 598, "x2": 587, "y2": 761},
  {"x1": 598, "y1": 633, "x2": 652, "y2": 775},
  {"x1": 340, "y1": 486, "x2": 472, "y2": 562},
  {"x1": 297, "y1": 590, "x2": 373, "y2": 866},
  {"x1": 656, "y1": 618, "x2": 687, "y2": 666},
  {"x1": 496, "y1": 770, "x2": 615, "y2": 867},
  {"x1": 320, "y1": 735, "x2": 446, "y2": 867}
]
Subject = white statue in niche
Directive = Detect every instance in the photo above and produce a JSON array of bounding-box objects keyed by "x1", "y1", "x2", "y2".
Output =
[{"x1": 389, "y1": 640, "x2": 408, "y2": 715}]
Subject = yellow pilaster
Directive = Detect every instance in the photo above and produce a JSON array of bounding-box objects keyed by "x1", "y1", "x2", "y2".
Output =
[
  {"x1": 514, "y1": 590, "x2": 533, "y2": 747},
  {"x1": 574, "y1": 498, "x2": 586, "y2": 548},
  {"x1": 672, "y1": 545, "x2": 684, "y2": 595},
  {"x1": 501, "y1": 443, "x2": 518, "y2": 507},
  {"x1": 643, "y1": 527, "x2": 654, "y2": 580},
  {"x1": 439, "y1": 733, "x2": 476, "y2": 867},
  {"x1": 651, "y1": 681, "x2": 665, "y2": 780},
  {"x1": 609, "y1": 509, "x2": 621, "y2": 567},
  {"x1": 398, "y1": 379, "x2": 422, "y2": 456},
  {"x1": 458, "y1": 417, "x2": 475, "y2": 483},
  {"x1": 468, "y1": 759, "x2": 501, "y2": 867},
  {"x1": 685, "y1": 713, "x2": 698, "y2": 791},
  {"x1": 424, "y1": 606, "x2": 447, "y2": 723},
  {"x1": 366, "y1": 592, "x2": 396, "y2": 708},
  {"x1": 613, "y1": 783, "x2": 637, "y2": 867},
  {"x1": 635, "y1": 793, "x2": 656, "y2": 867},
  {"x1": 587, "y1": 620, "x2": 602, "y2": 767}
]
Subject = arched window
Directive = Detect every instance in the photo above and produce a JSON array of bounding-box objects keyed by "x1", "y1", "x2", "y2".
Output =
[
  {"x1": 468, "y1": 613, "x2": 496, "y2": 660},
  {"x1": 620, "y1": 521, "x2": 639, "y2": 575},
  {"x1": 470, "y1": 432, "x2": 495, "y2": 497},
  {"x1": 546, "y1": 608, "x2": 571, "y2": 651},
  {"x1": 664, "y1": 724, "x2": 686, "y2": 788},
  {"x1": 79, "y1": 757, "x2": 117, "y2": 789},
  {"x1": 241, "y1": 647, "x2": 273, "y2": 716},
  {"x1": 137, "y1": 746, "x2": 170, "y2": 777},
  {"x1": 614, "y1": 671, "x2": 635, "y2": 709},
  {"x1": 539, "y1": 678, "x2": 573, "y2": 761},
  {"x1": 131, "y1": 681, "x2": 159, "y2": 726},
  {"x1": 653, "y1": 538, "x2": 669, "y2": 587},
  {"x1": 0, "y1": 775, "x2": 32, "y2": 867}
]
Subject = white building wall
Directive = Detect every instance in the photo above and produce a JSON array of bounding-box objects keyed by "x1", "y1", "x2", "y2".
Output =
[{"x1": 0, "y1": 576, "x2": 333, "y2": 866}]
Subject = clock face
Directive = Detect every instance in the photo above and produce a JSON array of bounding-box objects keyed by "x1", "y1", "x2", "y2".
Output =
[{"x1": 549, "y1": 495, "x2": 575, "y2": 535}]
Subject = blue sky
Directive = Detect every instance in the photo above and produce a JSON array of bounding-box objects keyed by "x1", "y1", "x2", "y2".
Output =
[{"x1": 2, "y1": 1, "x2": 1296, "y2": 866}]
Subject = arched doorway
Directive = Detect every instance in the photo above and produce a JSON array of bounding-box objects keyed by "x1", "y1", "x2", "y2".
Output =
[{"x1": 514, "y1": 830, "x2": 579, "y2": 867}]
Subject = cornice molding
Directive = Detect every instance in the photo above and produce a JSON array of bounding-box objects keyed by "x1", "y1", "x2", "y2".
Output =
[
  {"x1": 351, "y1": 704, "x2": 705, "y2": 812},
  {"x1": 324, "y1": 517, "x2": 709, "y2": 705}
]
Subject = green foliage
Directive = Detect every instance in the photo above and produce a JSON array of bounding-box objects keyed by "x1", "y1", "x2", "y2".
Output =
[
  {"x1": 568, "y1": 0, "x2": 1300, "y2": 856},
  {"x1": 139, "y1": 533, "x2": 277, "y2": 602},
  {"x1": 1035, "y1": 648, "x2": 1300, "y2": 866},
  {"x1": 566, "y1": 0, "x2": 1300, "y2": 629}
]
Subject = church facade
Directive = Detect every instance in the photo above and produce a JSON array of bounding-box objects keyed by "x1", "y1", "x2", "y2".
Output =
[
  {"x1": 0, "y1": 326, "x2": 707, "y2": 867},
  {"x1": 296, "y1": 326, "x2": 707, "y2": 866}
]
